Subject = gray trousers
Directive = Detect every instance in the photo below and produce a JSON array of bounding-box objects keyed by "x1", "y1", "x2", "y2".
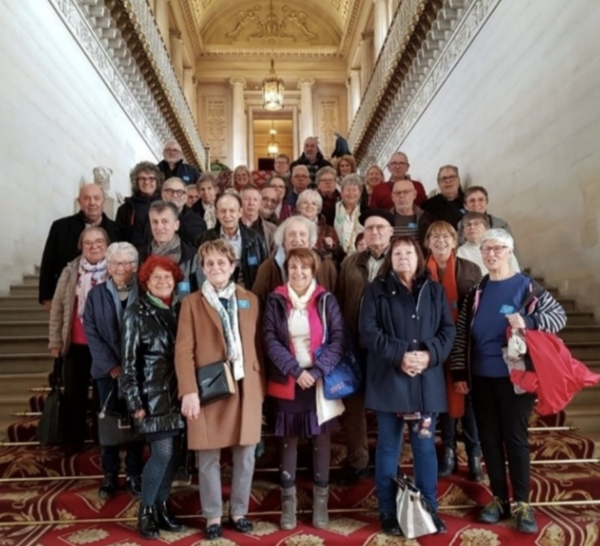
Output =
[{"x1": 197, "y1": 444, "x2": 256, "y2": 519}]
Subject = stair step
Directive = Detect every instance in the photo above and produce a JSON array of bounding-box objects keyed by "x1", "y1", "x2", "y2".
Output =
[
  {"x1": 0, "y1": 296, "x2": 39, "y2": 309},
  {"x1": 0, "y1": 353, "x2": 53, "y2": 374},
  {"x1": 557, "y1": 298, "x2": 577, "y2": 311},
  {"x1": 0, "y1": 372, "x2": 48, "y2": 394},
  {"x1": 0, "y1": 308, "x2": 50, "y2": 321},
  {"x1": 568, "y1": 342, "x2": 600, "y2": 361},
  {"x1": 22, "y1": 274, "x2": 40, "y2": 287},
  {"x1": 564, "y1": 403, "x2": 600, "y2": 432},
  {"x1": 0, "y1": 321, "x2": 49, "y2": 336},
  {"x1": 570, "y1": 382, "x2": 600, "y2": 405},
  {"x1": 0, "y1": 336, "x2": 48, "y2": 354},
  {"x1": 559, "y1": 326, "x2": 600, "y2": 343},
  {"x1": 567, "y1": 310, "x2": 596, "y2": 325},
  {"x1": 9, "y1": 285, "x2": 38, "y2": 297}
]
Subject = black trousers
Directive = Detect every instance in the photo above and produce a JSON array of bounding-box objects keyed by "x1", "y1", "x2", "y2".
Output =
[
  {"x1": 62, "y1": 343, "x2": 93, "y2": 445},
  {"x1": 471, "y1": 376, "x2": 535, "y2": 503}
]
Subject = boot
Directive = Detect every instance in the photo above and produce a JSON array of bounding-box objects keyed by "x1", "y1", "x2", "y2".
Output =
[
  {"x1": 280, "y1": 486, "x2": 297, "y2": 530},
  {"x1": 468, "y1": 455, "x2": 484, "y2": 482},
  {"x1": 154, "y1": 501, "x2": 185, "y2": 532},
  {"x1": 437, "y1": 447, "x2": 457, "y2": 478},
  {"x1": 312, "y1": 485, "x2": 329, "y2": 529},
  {"x1": 137, "y1": 504, "x2": 159, "y2": 540}
]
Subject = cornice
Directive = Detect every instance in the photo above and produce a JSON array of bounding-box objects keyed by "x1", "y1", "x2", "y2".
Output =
[
  {"x1": 338, "y1": 0, "x2": 362, "y2": 58},
  {"x1": 197, "y1": 46, "x2": 342, "y2": 61},
  {"x1": 179, "y1": 0, "x2": 203, "y2": 56}
]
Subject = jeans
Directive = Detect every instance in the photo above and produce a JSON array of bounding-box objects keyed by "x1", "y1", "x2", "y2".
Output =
[
  {"x1": 95, "y1": 376, "x2": 144, "y2": 477},
  {"x1": 439, "y1": 394, "x2": 482, "y2": 457},
  {"x1": 375, "y1": 411, "x2": 438, "y2": 513}
]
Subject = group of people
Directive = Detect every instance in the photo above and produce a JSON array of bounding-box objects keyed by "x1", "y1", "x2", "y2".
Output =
[{"x1": 41, "y1": 136, "x2": 567, "y2": 540}]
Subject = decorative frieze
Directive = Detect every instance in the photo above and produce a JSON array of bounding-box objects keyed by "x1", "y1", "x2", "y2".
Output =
[
  {"x1": 205, "y1": 97, "x2": 228, "y2": 163},
  {"x1": 317, "y1": 98, "x2": 340, "y2": 158}
]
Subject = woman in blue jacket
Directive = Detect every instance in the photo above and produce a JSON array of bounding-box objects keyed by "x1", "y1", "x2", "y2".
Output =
[{"x1": 360, "y1": 236, "x2": 455, "y2": 536}]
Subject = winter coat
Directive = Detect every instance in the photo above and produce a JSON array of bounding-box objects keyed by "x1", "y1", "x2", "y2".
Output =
[
  {"x1": 178, "y1": 205, "x2": 207, "y2": 247},
  {"x1": 174, "y1": 286, "x2": 265, "y2": 450},
  {"x1": 120, "y1": 295, "x2": 185, "y2": 435},
  {"x1": 115, "y1": 192, "x2": 160, "y2": 248},
  {"x1": 157, "y1": 159, "x2": 201, "y2": 185},
  {"x1": 360, "y1": 273, "x2": 456, "y2": 413},
  {"x1": 48, "y1": 258, "x2": 79, "y2": 355},
  {"x1": 421, "y1": 191, "x2": 466, "y2": 229}
]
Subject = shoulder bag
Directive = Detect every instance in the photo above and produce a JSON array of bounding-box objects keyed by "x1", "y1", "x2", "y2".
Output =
[
  {"x1": 37, "y1": 357, "x2": 66, "y2": 446},
  {"x1": 97, "y1": 382, "x2": 142, "y2": 446},
  {"x1": 196, "y1": 360, "x2": 236, "y2": 405},
  {"x1": 394, "y1": 473, "x2": 437, "y2": 539}
]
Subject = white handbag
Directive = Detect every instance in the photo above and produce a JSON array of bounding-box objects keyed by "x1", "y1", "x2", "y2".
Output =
[{"x1": 394, "y1": 474, "x2": 437, "y2": 539}]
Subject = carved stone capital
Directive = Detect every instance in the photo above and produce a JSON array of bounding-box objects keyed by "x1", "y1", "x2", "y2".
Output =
[
  {"x1": 298, "y1": 77, "x2": 316, "y2": 89},
  {"x1": 229, "y1": 77, "x2": 247, "y2": 88}
]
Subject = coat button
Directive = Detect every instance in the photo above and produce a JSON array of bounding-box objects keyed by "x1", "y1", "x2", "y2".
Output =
[
  {"x1": 391, "y1": 291, "x2": 396, "y2": 295},
  {"x1": 411, "y1": 315, "x2": 416, "y2": 319},
  {"x1": 413, "y1": 339, "x2": 418, "y2": 343}
]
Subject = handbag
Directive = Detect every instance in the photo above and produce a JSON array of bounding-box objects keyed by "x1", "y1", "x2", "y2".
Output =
[
  {"x1": 267, "y1": 376, "x2": 295, "y2": 400},
  {"x1": 97, "y1": 382, "x2": 142, "y2": 446},
  {"x1": 37, "y1": 357, "x2": 66, "y2": 446},
  {"x1": 196, "y1": 360, "x2": 236, "y2": 405},
  {"x1": 394, "y1": 473, "x2": 437, "y2": 539}
]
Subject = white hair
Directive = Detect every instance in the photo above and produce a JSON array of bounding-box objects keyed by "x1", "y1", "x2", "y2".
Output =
[
  {"x1": 296, "y1": 189, "x2": 323, "y2": 213},
  {"x1": 340, "y1": 173, "x2": 364, "y2": 189},
  {"x1": 273, "y1": 216, "x2": 318, "y2": 249},
  {"x1": 106, "y1": 242, "x2": 139, "y2": 264},
  {"x1": 480, "y1": 228, "x2": 514, "y2": 251}
]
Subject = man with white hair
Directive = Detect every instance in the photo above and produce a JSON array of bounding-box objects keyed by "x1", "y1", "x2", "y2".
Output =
[
  {"x1": 290, "y1": 137, "x2": 332, "y2": 184},
  {"x1": 286, "y1": 164, "x2": 313, "y2": 208},
  {"x1": 157, "y1": 139, "x2": 201, "y2": 185},
  {"x1": 240, "y1": 185, "x2": 277, "y2": 252}
]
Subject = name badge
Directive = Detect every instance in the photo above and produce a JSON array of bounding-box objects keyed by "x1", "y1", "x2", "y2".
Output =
[
  {"x1": 460, "y1": 208, "x2": 467, "y2": 214},
  {"x1": 183, "y1": 175, "x2": 190, "y2": 182},
  {"x1": 499, "y1": 304, "x2": 515, "y2": 315},
  {"x1": 407, "y1": 222, "x2": 418, "y2": 229},
  {"x1": 238, "y1": 299, "x2": 251, "y2": 309},
  {"x1": 247, "y1": 255, "x2": 259, "y2": 266}
]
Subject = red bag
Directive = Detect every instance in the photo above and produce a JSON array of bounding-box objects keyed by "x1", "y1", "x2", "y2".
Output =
[{"x1": 267, "y1": 376, "x2": 295, "y2": 400}]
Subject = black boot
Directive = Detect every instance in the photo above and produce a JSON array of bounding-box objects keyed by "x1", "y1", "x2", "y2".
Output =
[
  {"x1": 138, "y1": 504, "x2": 159, "y2": 539},
  {"x1": 154, "y1": 501, "x2": 186, "y2": 532},
  {"x1": 98, "y1": 473, "x2": 118, "y2": 499},
  {"x1": 468, "y1": 456, "x2": 484, "y2": 482},
  {"x1": 437, "y1": 447, "x2": 457, "y2": 478}
]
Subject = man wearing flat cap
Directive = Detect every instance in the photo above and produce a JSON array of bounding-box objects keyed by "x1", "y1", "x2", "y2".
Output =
[{"x1": 335, "y1": 209, "x2": 395, "y2": 485}]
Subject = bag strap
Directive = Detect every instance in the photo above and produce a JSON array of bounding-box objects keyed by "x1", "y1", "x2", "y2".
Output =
[
  {"x1": 320, "y1": 293, "x2": 328, "y2": 345},
  {"x1": 50, "y1": 357, "x2": 63, "y2": 390},
  {"x1": 517, "y1": 283, "x2": 545, "y2": 315},
  {"x1": 100, "y1": 381, "x2": 118, "y2": 414}
]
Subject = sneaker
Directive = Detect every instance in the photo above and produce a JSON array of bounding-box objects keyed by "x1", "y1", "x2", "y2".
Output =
[
  {"x1": 171, "y1": 468, "x2": 191, "y2": 488},
  {"x1": 478, "y1": 497, "x2": 511, "y2": 524},
  {"x1": 514, "y1": 502, "x2": 538, "y2": 534}
]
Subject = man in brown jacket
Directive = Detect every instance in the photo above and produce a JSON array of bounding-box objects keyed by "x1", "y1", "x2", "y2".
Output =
[{"x1": 335, "y1": 209, "x2": 395, "y2": 484}]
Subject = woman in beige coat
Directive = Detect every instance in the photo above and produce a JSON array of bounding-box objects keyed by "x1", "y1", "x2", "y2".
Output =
[{"x1": 175, "y1": 239, "x2": 265, "y2": 541}]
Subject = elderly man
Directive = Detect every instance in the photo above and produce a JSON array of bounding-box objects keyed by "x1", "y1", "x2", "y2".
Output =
[
  {"x1": 196, "y1": 193, "x2": 268, "y2": 289},
  {"x1": 265, "y1": 176, "x2": 294, "y2": 221},
  {"x1": 187, "y1": 185, "x2": 200, "y2": 208},
  {"x1": 458, "y1": 186, "x2": 514, "y2": 240},
  {"x1": 157, "y1": 139, "x2": 201, "y2": 185},
  {"x1": 290, "y1": 137, "x2": 332, "y2": 184},
  {"x1": 273, "y1": 153, "x2": 291, "y2": 182},
  {"x1": 240, "y1": 185, "x2": 276, "y2": 252},
  {"x1": 391, "y1": 179, "x2": 433, "y2": 250},
  {"x1": 286, "y1": 165, "x2": 312, "y2": 208},
  {"x1": 369, "y1": 152, "x2": 426, "y2": 210},
  {"x1": 421, "y1": 164, "x2": 465, "y2": 228},
  {"x1": 161, "y1": 177, "x2": 206, "y2": 246},
  {"x1": 39, "y1": 184, "x2": 120, "y2": 308},
  {"x1": 192, "y1": 174, "x2": 218, "y2": 229},
  {"x1": 260, "y1": 186, "x2": 281, "y2": 225},
  {"x1": 252, "y1": 216, "x2": 338, "y2": 306},
  {"x1": 316, "y1": 166, "x2": 341, "y2": 226},
  {"x1": 335, "y1": 208, "x2": 395, "y2": 485}
]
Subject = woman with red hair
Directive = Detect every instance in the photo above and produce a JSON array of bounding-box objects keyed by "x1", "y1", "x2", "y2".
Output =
[{"x1": 120, "y1": 255, "x2": 186, "y2": 540}]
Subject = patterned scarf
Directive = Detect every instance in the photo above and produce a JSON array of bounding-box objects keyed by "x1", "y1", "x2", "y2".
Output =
[
  {"x1": 204, "y1": 204, "x2": 217, "y2": 229},
  {"x1": 76, "y1": 257, "x2": 108, "y2": 319},
  {"x1": 333, "y1": 200, "x2": 363, "y2": 254},
  {"x1": 151, "y1": 235, "x2": 182, "y2": 264},
  {"x1": 202, "y1": 280, "x2": 244, "y2": 380}
]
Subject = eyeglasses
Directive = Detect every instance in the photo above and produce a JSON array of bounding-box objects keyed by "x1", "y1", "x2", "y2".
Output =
[
  {"x1": 82, "y1": 238, "x2": 107, "y2": 248},
  {"x1": 464, "y1": 221, "x2": 484, "y2": 228},
  {"x1": 137, "y1": 176, "x2": 156, "y2": 182},
  {"x1": 163, "y1": 188, "x2": 187, "y2": 197},
  {"x1": 480, "y1": 245, "x2": 508, "y2": 254},
  {"x1": 389, "y1": 161, "x2": 408, "y2": 167},
  {"x1": 164, "y1": 148, "x2": 182, "y2": 153},
  {"x1": 364, "y1": 224, "x2": 391, "y2": 233},
  {"x1": 293, "y1": 175, "x2": 309, "y2": 179},
  {"x1": 392, "y1": 190, "x2": 413, "y2": 197},
  {"x1": 439, "y1": 175, "x2": 458, "y2": 182},
  {"x1": 109, "y1": 260, "x2": 136, "y2": 268}
]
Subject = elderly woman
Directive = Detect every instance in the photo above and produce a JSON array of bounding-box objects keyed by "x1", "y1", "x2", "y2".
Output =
[
  {"x1": 175, "y1": 239, "x2": 265, "y2": 541},
  {"x1": 233, "y1": 165, "x2": 252, "y2": 191},
  {"x1": 333, "y1": 174, "x2": 364, "y2": 256},
  {"x1": 116, "y1": 161, "x2": 163, "y2": 247},
  {"x1": 48, "y1": 226, "x2": 110, "y2": 449},
  {"x1": 423, "y1": 221, "x2": 483, "y2": 482},
  {"x1": 360, "y1": 236, "x2": 455, "y2": 536},
  {"x1": 365, "y1": 165, "x2": 385, "y2": 197},
  {"x1": 121, "y1": 255, "x2": 186, "y2": 540},
  {"x1": 263, "y1": 248, "x2": 345, "y2": 530},
  {"x1": 252, "y1": 216, "x2": 338, "y2": 306},
  {"x1": 451, "y1": 228, "x2": 566, "y2": 534},
  {"x1": 83, "y1": 242, "x2": 144, "y2": 499},
  {"x1": 296, "y1": 189, "x2": 345, "y2": 265}
]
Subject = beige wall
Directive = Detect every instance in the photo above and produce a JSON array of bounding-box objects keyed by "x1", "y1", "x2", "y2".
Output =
[
  {"x1": 0, "y1": 1, "x2": 156, "y2": 293},
  {"x1": 392, "y1": 1, "x2": 600, "y2": 316}
]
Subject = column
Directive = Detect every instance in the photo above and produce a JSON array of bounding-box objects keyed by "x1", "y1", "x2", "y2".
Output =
[
  {"x1": 229, "y1": 77, "x2": 247, "y2": 167},
  {"x1": 346, "y1": 78, "x2": 353, "y2": 127},
  {"x1": 350, "y1": 69, "x2": 361, "y2": 118},
  {"x1": 373, "y1": 0, "x2": 389, "y2": 59},
  {"x1": 298, "y1": 78, "x2": 315, "y2": 144},
  {"x1": 360, "y1": 32, "x2": 374, "y2": 96},
  {"x1": 183, "y1": 68, "x2": 196, "y2": 120},
  {"x1": 155, "y1": 0, "x2": 170, "y2": 51},
  {"x1": 170, "y1": 31, "x2": 183, "y2": 84}
]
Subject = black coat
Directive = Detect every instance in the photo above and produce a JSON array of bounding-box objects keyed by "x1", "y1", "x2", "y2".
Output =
[
  {"x1": 39, "y1": 212, "x2": 120, "y2": 303},
  {"x1": 179, "y1": 205, "x2": 206, "y2": 247},
  {"x1": 157, "y1": 159, "x2": 201, "y2": 185},
  {"x1": 420, "y1": 192, "x2": 466, "y2": 229},
  {"x1": 115, "y1": 192, "x2": 160, "y2": 248},
  {"x1": 120, "y1": 295, "x2": 185, "y2": 435},
  {"x1": 360, "y1": 273, "x2": 456, "y2": 413}
]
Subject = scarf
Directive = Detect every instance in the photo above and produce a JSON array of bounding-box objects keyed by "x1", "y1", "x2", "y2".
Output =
[
  {"x1": 106, "y1": 278, "x2": 139, "y2": 326},
  {"x1": 287, "y1": 279, "x2": 317, "y2": 311},
  {"x1": 204, "y1": 204, "x2": 217, "y2": 229},
  {"x1": 426, "y1": 252, "x2": 459, "y2": 322},
  {"x1": 202, "y1": 280, "x2": 244, "y2": 381},
  {"x1": 76, "y1": 257, "x2": 108, "y2": 319},
  {"x1": 333, "y1": 200, "x2": 363, "y2": 254},
  {"x1": 151, "y1": 235, "x2": 182, "y2": 264}
]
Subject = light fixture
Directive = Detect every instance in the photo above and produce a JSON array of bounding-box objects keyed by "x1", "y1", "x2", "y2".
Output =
[
  {"x1": 267, "y1": 121, "x2": 279, "y2": 156},
  {"x1": 262, "y1": 0, "x2": 284, "y2": 111}
]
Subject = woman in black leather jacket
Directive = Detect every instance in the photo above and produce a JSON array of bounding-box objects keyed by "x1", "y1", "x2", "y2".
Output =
[{"x1": 120, "y1": 254, "x2": 186, "y2": 540}]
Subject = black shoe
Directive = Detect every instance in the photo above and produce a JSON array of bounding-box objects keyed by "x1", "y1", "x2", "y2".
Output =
[
  {"x1": 230, "y1": 516, "x2": 253, "y2": 533},
  {"x1": 337, "y1": 466, "x2": 370, "y2": 486},
  {"x1": 514, "y1": 502, "x2": 538, "y2": 533},
  {"x1": 98, "y1": 474, "x2": 118, "y2": 499},
  {"x1": 431, "y1": 512, "x2": 447, "y2": 534},
  {"x1": 205, "y1": 523, "x2": 223, "y2": 540},
  {"x1": 380, "y1": 512, "x2": 402, "y2": 536},
  {"x1": 467, "y1": 456, "x2": 484, "y2": 482},
  {"x1": 154, "y1": 501, "x2": 186, "y2": 532},
  {"x1": 138, "y1": 504, "x2": 160, "y2": 540},
  {"x1": 479, "y1": 497, "x2": 511, "y2": 524},
  {"x1": 437, "y1": 447, "x2": 457, "y2": 478},
  {"x1": 125, "y1": 475, "x2": 142, "y2": 499}
]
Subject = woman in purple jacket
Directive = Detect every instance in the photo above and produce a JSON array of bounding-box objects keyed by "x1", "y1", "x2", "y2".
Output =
[{"x1": 263, "y1": 248, "x2": 346, "y2": 531}]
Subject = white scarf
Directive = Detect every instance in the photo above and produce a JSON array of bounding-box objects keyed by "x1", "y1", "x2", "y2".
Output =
[
  {"x1": 287, "y1": 279, "x2": 317, "y2": 311},
  {"x1": 76, "y1": 257, "x2": 108, "y2": 319},
  {"x1": 201, "y1": 280, "x2": 245, "y2": 381},
  {"x1": 333, "y1": 200, "x2": 363, "y2": 254}
]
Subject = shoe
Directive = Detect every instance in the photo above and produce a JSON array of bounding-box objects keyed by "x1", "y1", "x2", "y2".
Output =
[
  {"x1": 437, "y1": 447, "x2": 457, "y2": 478},
  {"x1": 280, "y1": 486, "x2": 297, "y2": 530},
  {"x1": 230, "y1": 516, "x2": 253, "y2": 533},
  {"x1": 171, "y1": 468, "x2": 191, "y2": 488},
  {"x1": 431, "y1": 512, "x2": 447, "y2": 534},
  {"x1": 312, "y1": 485, "x2": 329, "y2": 529},
  {"x1": 514, "y1": 502, "x2": 538, "y2": 534},
  {"x1": 380, "y1": 512, "x2": 402, "y2": 536},
  {"x1": 125, "y1": 475, "x2": 142, "y2": 499},
  {"x1": 478, "y1": 497, "x2": 511, "y2": 524},
  {"x1": 467, "y1": 456, "x2": 484, "y2": 482},
  {"x1": 98, "y1": 473, "x2": 118, "y2": 499},
  {"x1": 337, "y1": 466, "x2": 370, "y2": 486},
  {"x1": 205, "y1": 523, "x2": 223, "y2": 540},
  {"x1": 154, "y1": 501, "x2": 186, "y2": 532},
  {"x1": 138, "y1": 504, "x2": 160, "y2": 540}
]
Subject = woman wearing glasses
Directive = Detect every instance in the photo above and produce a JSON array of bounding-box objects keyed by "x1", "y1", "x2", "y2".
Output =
[{"x1": 451, "y1": 228, "x2": 566, "y2": 533}]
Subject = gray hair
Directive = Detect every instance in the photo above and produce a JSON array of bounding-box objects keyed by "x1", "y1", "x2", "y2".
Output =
[
  {"x1": 296, "y1": 189, "x2": 323, "y2": 213},
  {"x1": 273, "y1": 216, "x2": 318, "y2": 249},
  {"x1": 291, "y1": 164, "x2": 310, "y2": 177},
  {"x1": 340, "y1": 173, "x2": 364, "y2": 189},
  {"x1": 163, "y1": 177, "x2": 187, "y2": 190},
  {"x1": 106, "y1": 242, "x2": 138, "y2": 264},
  {"x1": 149, "y1": 200, "x2": 180, "y2": 219},
  {"x1": 480, "y1": 228, "x2": 514, "y2": 251},
  {"x1": 315, "y1": 166, "x2": 337, "y2": 184},
  {"x1": 129, "y1": 161, "x2": 164, "y2": 193}
]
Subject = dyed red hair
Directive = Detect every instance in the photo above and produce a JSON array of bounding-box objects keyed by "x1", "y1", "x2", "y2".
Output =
[{"x1": 137, "y1": 255, "x2": 184, "y2": 292}]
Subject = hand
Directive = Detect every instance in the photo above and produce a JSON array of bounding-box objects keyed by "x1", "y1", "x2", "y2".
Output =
[
  {"x1": 400, "y1": 353, "x2": 420, "y2": 377},
  {"x1": 181, "y1": 393, "x2": 201, "y2": 420},
  {"x1": 109, "y1": 365, "x2": 121, "y2": 379},
  {"x1": 50, "y1": 347, "x2": 62, "y2": 358},
  {"x1": 454, "y1": 381, "x2": 469, "y2": 394},
  {"x1": 413, "y1": 351, "x2": 430, "y2": 371},
  {"x1": 323, "y1": 237, "x2": 335, "y2": 249},
  {"x1": 43, "y1": 300, "x2": 52, "y2": 312},
  {"x1": 133, "y1": 409, "x2": 146, "y2": 419},
  {"x1": 296, "y1": 371, "x2": 315, "y2": 389},
  {"x1": 506, "y1": 313, "x2": 526, "y2": 329}
]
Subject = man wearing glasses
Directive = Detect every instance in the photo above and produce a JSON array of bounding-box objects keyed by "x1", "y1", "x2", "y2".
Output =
[
  {"x1": 157, "y1": 139, "x2": 201, "y2": 185},
  {"x1": 421, "y1": 165, "x2": 466, "y2": 229},
  {"x1": 391, "y1": 179, "x2": 433, "y2": 251},
  {"x1": 161, "y1": 177, "x2": 207, "y2": 246},
  {"x1": 285, "y1": 165, "x2": 313, "y2": 208},
  {"x1": 369, "y1": 152, "x2": 426, "y2": 210}
]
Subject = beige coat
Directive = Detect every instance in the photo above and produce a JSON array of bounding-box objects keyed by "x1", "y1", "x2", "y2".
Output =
[
  {"x1": 175, "y1": 285, "x2": 265, "y2": 450},
  {"x1": 48, "y1": 258, "x2": 79, "y2": 354}
]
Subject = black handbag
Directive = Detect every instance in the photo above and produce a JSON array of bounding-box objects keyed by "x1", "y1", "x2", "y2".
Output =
[
  {"x1": 195, "y1": 360, "x2": 236, "y2": 405},
  {"x1": 97, "y1": 383, "x2": 142, "y2": 446},
  {"x1": 37, "y1": 357, "x2": 66, "y2": 446}
]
